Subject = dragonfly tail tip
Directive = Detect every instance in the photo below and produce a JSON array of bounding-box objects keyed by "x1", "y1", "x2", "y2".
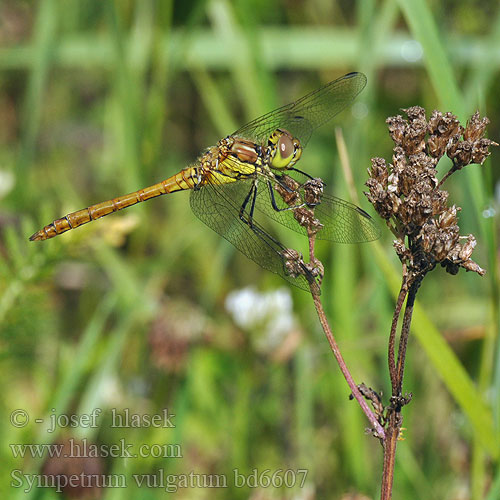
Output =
[{"x1": 29, "y1": 231, "x2": 42, "y2": 241}]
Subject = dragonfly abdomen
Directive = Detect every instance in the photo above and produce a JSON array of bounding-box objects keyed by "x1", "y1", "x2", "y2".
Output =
[{"x1": 29, "y1": 168, "x2": 199, "y2": 241}]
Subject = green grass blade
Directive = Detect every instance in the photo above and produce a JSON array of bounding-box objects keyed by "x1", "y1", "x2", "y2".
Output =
[
  {"x1": 14, "y1": 0, "x2": 57, "y2": 205},
  {"x1": 397, "y1": 0, "x2": 464, "y2": 118}
]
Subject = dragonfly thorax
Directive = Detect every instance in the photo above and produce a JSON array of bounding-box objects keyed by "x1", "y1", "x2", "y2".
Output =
[
  {"x1": 228, "y1": 137, "x2": 262, "y2": 164},
  {"x1": 197, "y1": 137, "x2": 262, "y2": 182}
]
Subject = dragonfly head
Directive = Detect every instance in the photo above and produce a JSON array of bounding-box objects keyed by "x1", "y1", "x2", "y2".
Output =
[{"x1": 268, "y1": 129, "x2": 302, "y2": 170}]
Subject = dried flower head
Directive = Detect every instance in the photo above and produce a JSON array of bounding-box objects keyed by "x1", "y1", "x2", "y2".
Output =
[
  {"x1": 274, "y1": 175, "x2": 325, "y2": 237},
  {"x1": 365, "y1": 107, "x2": 496, "y2": 282},
  {"x1": 274, "y1": 175, "x2": 325, "y2": 293}
]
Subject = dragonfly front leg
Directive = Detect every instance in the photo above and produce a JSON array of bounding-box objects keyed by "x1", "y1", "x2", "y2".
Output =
[
  {"x1": 268, "y1": 179, "x2": 306, "y2": 213},
  {"x1": 287, "y1": 166, "x2": 314, "y2": 180},
  {"x1": 270, "y1": 175, "x2": 326, "y2": 213}
]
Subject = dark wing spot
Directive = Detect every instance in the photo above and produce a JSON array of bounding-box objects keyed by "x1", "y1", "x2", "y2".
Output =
[{"x1": 355, "y1": 206, "x2": 373, "y2": 220}]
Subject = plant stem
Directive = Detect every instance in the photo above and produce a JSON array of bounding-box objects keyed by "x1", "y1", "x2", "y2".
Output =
[
  {"x1": 438, "y1": 164, "x2": 458, "y2": 187},
  {"x1": 395, "y1": 279, "x2": 420, "y2": 392},
  {"x1": 380, "y1": 411, "x2": 400, "y2": 500},
  {"x1": 388, "y1": 280, "x2": 408, "y2": 393},
  {"x1": 380, "y1": 277, "x2": 420, "y2": 499},
  {"x1": 311, "y1": 289, "x2": 386, "y2": 439}
]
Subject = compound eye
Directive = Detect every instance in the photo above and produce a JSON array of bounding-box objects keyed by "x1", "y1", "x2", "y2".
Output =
[
  {"x1": 278, "y1": 134, "x2": 294, "y2": 159},
  {"x1": 269, "y1": 129, "x2": 301, "y2": 169}
]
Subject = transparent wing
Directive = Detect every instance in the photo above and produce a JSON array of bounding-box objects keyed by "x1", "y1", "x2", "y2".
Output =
[
  {"x1": 190, "y1": 173, "x2": 319, "y2": 293},
  {"x1": 232, "y1": 72, "x2": 367, "y2": 147},
  {"x1": 253, "y1": 178, "x2": 380, "y2": 243},
  {"x1": 310, "y1": 195, "x2": 380, "y2": 242}
]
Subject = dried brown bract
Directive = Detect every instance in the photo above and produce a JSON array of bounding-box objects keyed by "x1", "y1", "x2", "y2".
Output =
[
  {"x1": 274, "y1": 175, "x2": 301, "y2": 206},
  {"x1": 281, "y1": 248, "x2": 305, "y2": 278},
  {"x1": 275, "y1": 175, "x2": 325, "y2": 293},
  {"x1": 365, "y1": 106, "x2": 496, "y2": 283},
  {"x1": 275, "y1": 175, "x2": 325, "y2": 237}
]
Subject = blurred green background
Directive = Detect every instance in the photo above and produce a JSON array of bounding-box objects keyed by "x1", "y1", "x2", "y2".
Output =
[{"x1": 1, "y1": 0, "x2": 499, "y2": 499}]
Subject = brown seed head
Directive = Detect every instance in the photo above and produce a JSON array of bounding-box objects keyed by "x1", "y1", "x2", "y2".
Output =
[
  {"x1": 303, "y1": 178, "x2": 324, "y2": 206},
  {"x1": 428, "y1": 111, "x2": 463, "y2": 159},
  {"x1": 366, "y1": 107, "x2": 495, "y2": 280}
]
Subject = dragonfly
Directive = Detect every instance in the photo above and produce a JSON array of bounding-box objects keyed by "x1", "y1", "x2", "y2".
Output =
[{"x1": 30, "y1": 72, "x2": 379, "y2": 292}]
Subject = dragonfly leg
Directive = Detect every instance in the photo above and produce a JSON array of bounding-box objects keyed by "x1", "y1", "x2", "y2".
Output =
[
  {"x1": 236, "y1": 180, "x2": 319, "y2": 289},
  {"x1": 238, "y1": 182, "x2": 291, "y2": 250},
  {"x1": 268, "y1": 179, "x2": 306, "y2": 213},
  {"x1": 273, "y1": 176, "x2": 295, "y2": 194},
  {"x1": 238, "y1": 183, "x2": 257, "y2": 225},
  {"x1": 287, "y1": 166, "x2": 314, "y2": 180}
]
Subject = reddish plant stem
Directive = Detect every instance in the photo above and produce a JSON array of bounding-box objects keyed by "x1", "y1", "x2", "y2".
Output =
[
  {"x1": 308, "y1": 232, "x2": 316, "y2": 262},
  {"x1": 381, "y1": 278, "x2": 419, "y2": 499},
  {"x1": 438, "y1": 165, "x2": 458, "y2": 187},
  {"x1": 388, "y1": 280, "x2": 408, "y2": 393},
  {"x1": 311, "y1": 289, "x2": 385, "y2": 439},
  {"x1": 380, "y1": 411, "x2": 399, "y2": 500},
  {"x1": 395, "y1": 280, "x2": 420, "y2": 392},
  {"x1": 305, "y1": 187, "x2": 385, "y2": 455}
]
